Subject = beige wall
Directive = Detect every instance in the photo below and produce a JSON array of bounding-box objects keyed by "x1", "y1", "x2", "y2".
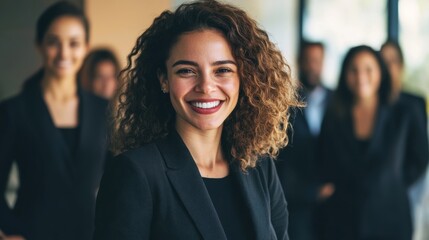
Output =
[{"x1": 85, "y1": 0, "x2": 171, "y2": 67}]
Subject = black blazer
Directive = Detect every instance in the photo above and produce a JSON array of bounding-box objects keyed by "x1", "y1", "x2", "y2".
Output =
[
  {"x1": 0, "y1": 74, "x2": 109, "y2": 240},
  {"x1": 94, "y1": 130, "x2": 289, "y2": 240},
  {"x1": 317, "y1": 101, "x2": 429, "y2": 240},
  {"x1": 276, "y1": 87, "x2": 333, "y2": 206},
  {"x1": 275, "y1": 87, "x2": 332, "y2": 240},
  {"x1": 399, "y1": 91, "x2": 427, "y2": 125}
]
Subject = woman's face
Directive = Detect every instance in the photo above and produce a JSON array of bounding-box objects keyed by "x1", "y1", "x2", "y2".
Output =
[
  {"x1": 160, "y1": 29, "x2": 240, "y2": 132},
  {"x1": 92, "y1": 60, "x2": 118, "y2": 99},
  {"x1": 346, "y1": 51, "x2": 382, "y2": 101},
  {"x1": 38, "y1": 16, "x2": 88, "y2": 79}
]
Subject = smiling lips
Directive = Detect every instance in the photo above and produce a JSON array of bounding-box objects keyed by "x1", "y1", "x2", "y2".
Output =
[
  {"x1": 189, "y1": 100, "x2": 223, "y2": 114},
  {"x1": 55, "y1": 60, "x2": 73, "y2": 69}
]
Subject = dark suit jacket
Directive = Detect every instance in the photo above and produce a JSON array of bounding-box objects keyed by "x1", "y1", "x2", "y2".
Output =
[
  {"x1": 399, "y1": 91, "x2": 427, "y2": 125},
  {"x1": 275, "y1": 87, "x2": 332, "y2": 240},
  {"x1": 0, "y1": 73, "x2": 109, "y2": 240},
  {"x1": 94, "y1": 130, "x2": 289, "y2": 240},
  {"x1": 317, "y1": 101, "x2": 429, "y2": 240}
]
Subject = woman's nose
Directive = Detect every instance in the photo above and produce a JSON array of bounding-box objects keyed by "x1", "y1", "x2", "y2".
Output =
[
  {"x1": 59, "y1": 43, "x2": 70, "y2": 58},
  {"x1": 195, "y1": 71, "x2": 216, "y2": 93}
]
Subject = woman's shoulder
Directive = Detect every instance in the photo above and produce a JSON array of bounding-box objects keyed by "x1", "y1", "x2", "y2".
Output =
[
  {"x1": 390, "y1": 97, "x2": 421, "y2": 117},
  {"x1": 400, "y1": 91, "x2": 426, "y2": 106},
  {"x1": 251, "y1": 156, "x2": 278, "y2": 179},
  {"x1": 80, "y1": 89, "x2": 109, "y2": 109},
  {"x1": 0, "y1": 93, "x2": 26, "y2": 117},
  {"x1": 122, "y1": 142, "x2": 161, "y2": 161},
  {"x1": 111, "y1": 142, "x2": 166, "y2": 175}
]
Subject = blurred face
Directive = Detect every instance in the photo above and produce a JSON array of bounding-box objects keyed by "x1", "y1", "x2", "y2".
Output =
[
  {"x1": 92, "y1": 61, "x2": 118, "y2": 99},
  {"x1": 300, "y1": 45, "x2": 324, "y2": 90},
  {"x1": 346, "y1": 51, "x2": 381, "y2": 101},
  {"x1": 38, "y1": 16, "x2": 88, "y2": 79},
  {"x1": 160, "y1": 29, "x2": 240, "y2": 132},
  {"x1": 381, "y1": 44, "x2": 403, "y2": 91}
]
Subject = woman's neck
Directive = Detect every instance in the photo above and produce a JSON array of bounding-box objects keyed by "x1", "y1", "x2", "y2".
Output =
[
  {"x1": 391, "y1": 76, "x2": 402, "y2": 102},
  {"x1": 354, "y1": 95, "x2": 378, "y2": 109},
  {"x1": 352, "y1": 95, "x2": 379, "y2": 140},
  {"x1": 176, "y1": 122, "x2": 228, "y2": 178},
  {"x1": 41, "y1": 73, "x2": 77, "y2": 101}
]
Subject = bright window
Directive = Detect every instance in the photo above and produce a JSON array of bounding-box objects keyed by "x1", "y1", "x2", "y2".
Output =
[
  {"x1": 399, "y1": 0, "x2": 429, "y2": 98},
  {"x1": 303, "y1": 0, "x2": 387, "y2": 89}
]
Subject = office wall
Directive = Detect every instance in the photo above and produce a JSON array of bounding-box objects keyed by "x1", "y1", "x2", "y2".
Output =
[{"x1": 85, "y1": 0, "x2": 171, "y2": 68}]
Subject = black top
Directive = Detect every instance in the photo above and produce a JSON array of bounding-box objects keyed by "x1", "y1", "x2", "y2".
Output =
[
  {"x1": 317, "y1": 101, "x2": 429, "y2": 240},
  {"x1": 203, "y1": 175, "x2": 255, "y2": 240},
  {"x1": 93, "y1": 130, "x2": 289, "y2": 240},
  {"x1": 355, "y1": 137, "x2": 370, "y2": 158},
  {"x1": 58, "y1": 127, "x2": 79, "y2": 158},
  {"x1": 0, "y1": 71, "x2": 109, "y2": 240}
]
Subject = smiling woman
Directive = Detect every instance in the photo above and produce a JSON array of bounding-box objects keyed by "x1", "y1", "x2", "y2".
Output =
[
  {"x1": 0, "y1": 2, "x2": 109, "y2": 240},
  {"x1": 161, "y1": 29, "x2": 240, "y2": 136},
  {"x1": 317, "y1": 45, "x2": 428, "y2": 240},
  {"x1": 39, "y1": 16, "x2": 88, "y2": 80},
  {"x1": 94, "y1": 1, "x2": 300, "y2": 240}
]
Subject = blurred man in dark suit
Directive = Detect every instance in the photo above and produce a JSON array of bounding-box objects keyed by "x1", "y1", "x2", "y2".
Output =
[{"x1": 276, "y1": 40, "x2": 334, "y2": 240}]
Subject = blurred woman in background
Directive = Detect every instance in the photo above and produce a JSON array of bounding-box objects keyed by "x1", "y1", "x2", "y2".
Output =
[
  {"x1": 381, "y1": 39, "x2": 429, "y2": 240},
  {"x1": 380, "y1": 40, "x2": 426, "y2": 123},
  {"x1": 0, "y1": 2, "x2": 108, "y2": 240},
  {"x1": 80, "y1": 48, "x2": 120, "y2": 99},
  {"x1": 317, "y1": 45, "x2": 428, "y2": 240}
]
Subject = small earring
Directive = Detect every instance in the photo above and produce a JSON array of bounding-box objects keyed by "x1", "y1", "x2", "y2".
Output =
[{"x1": 161, "y1": 87, "x2": 168, "y2": 93}]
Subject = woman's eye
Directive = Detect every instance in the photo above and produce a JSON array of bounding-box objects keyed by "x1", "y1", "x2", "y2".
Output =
[
  {"x1": 216, "y1": 68, "x2": 233, "y2": 74},
  {"x1": 70, "y1": 41, "x2": 81, "y2": 48},
  {"x1": 176, "y1": 68, "x2": 196, "y2": 76}
]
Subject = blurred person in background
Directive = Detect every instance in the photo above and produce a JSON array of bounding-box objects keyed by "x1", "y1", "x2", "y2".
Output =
[
  {"x1": 413, "y1": 174, "x2": 429, "y2": 240},
  {"x1": 317, "y1": 45, "x2": 428, "y2": 240},
  {"x1": 276, "y1": 40, "x2": 334, "y2": 240},
  {"x1": 0, "y1": 2, "x2": 108, "y2": 240},
  {"x1": 79, "y1": 48, "x2": 120, "y2": 99},
  {"x1": 380, "y1": 40, "x2": 427, "y2": 123},
  {"x1": 380, "y1": 39, "x2": 429, "y2": 240}
]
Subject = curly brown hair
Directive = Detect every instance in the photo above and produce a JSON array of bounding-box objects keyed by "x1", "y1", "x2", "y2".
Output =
[{"x1": 111, "y1": 0, "x2": 300, "y2": 170}]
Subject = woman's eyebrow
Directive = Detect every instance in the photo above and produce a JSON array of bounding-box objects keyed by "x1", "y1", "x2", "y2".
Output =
[
  {"x1": 172, "y1": 60, "x2": 198, "y2": 67},
  {"x1": 212, "y1": 60, "x2": 236, "y2": 66},
  {"x1": 172, "y1": 59, "x2": 236, "y2": 67}
]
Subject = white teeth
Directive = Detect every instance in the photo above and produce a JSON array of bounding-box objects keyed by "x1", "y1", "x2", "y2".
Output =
[
  {"x1": 56, "y1": 61, "x2": 72, "y2": 68},
  {"x1": 191, "y1": 101, "x2": 220, "y2": 109}
]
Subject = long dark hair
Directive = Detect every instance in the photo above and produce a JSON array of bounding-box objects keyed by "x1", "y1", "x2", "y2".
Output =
[
  {"x1": 332, "y1": 45, "x2": 392, "y2": 118},
  {"x1": 36, "y1": 1, "x2": 89, "y2": 44}
]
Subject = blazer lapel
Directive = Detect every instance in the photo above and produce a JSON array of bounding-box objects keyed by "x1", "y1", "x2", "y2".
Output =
[
  {"x1": 23, "y1": 77, "x2": 74, "y2": 186},
  {"x1": 158, "y1": 131, "x2": 227, "y2": 240},
  {"x1": 341, "y1": 105, "x2": 390, "y2": 173},
  {"x1": 230, "y1": 162, "x2": 270, "y2": 240},
  {"x1": 364, "y1": 105, "x2": 389, "y2": 164},
  {"x1": 74, "y1": 90, "x2": 91, "y2": 169}
]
